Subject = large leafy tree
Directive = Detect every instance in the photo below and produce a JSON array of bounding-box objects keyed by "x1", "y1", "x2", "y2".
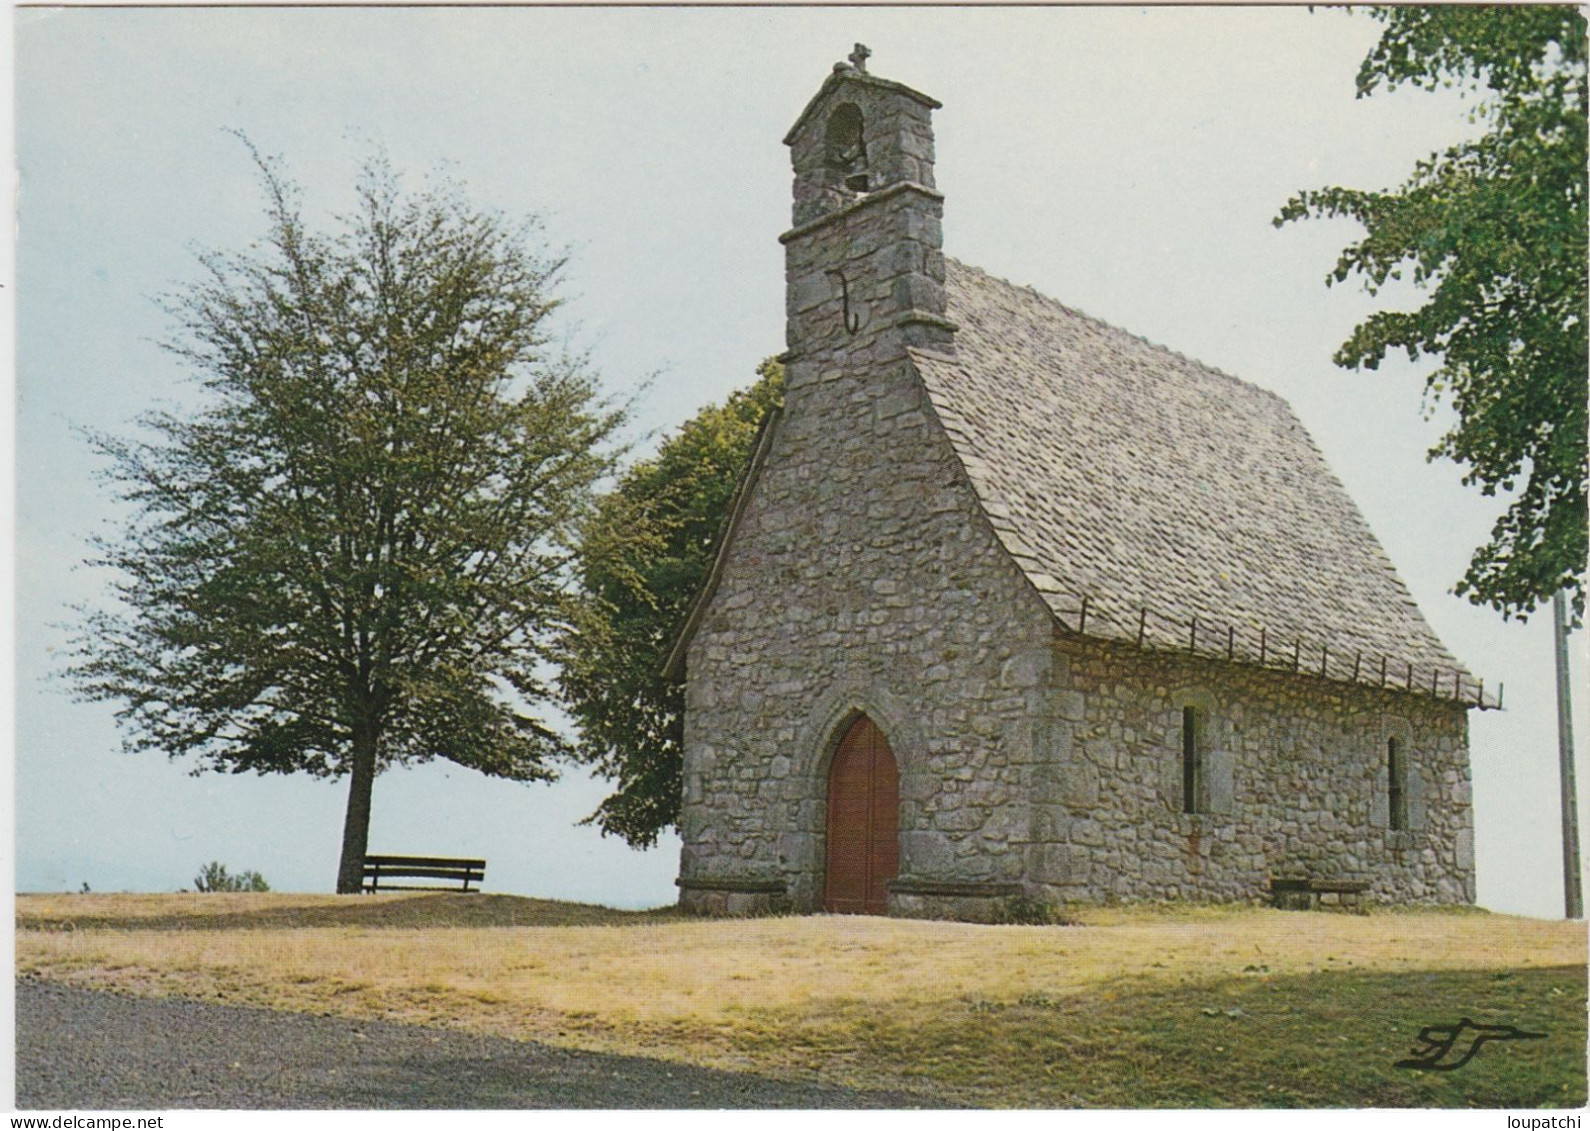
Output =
[
  {"x1": 560, "y1": 360, "x2": 783, "y2": 847},
  {"x1": 70, "y1": 148, "x2": 626, "y2": 892},
  {"x1": 1277, "y1": 6, "x2": 1587, "y2": 620}
]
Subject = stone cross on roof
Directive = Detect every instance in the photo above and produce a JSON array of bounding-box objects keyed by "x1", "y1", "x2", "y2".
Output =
[{"x1": 848, "y1": 43, "x2": 871, "y2": 72}]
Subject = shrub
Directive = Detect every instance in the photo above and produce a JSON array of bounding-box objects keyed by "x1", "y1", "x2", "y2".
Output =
[
  {"x1": 192, "y1": 861, "x2": 270, "y2": 893},
  {"x1": 993, "y1": 893, "x2": 1074, "y2": 926}
]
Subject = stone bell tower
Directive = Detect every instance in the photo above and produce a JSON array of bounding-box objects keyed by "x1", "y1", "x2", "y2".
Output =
[
  {"x1": 675, "y1": 47, "x2": 1023, "y2": 920},
  {"x1": 780, "y1": 45, "x2": 956, "y2": 387}
]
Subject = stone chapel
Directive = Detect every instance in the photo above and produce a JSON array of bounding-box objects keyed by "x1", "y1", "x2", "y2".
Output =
[{"x1": 664, "y1": 48, "x2": 1483, "y2": 920}]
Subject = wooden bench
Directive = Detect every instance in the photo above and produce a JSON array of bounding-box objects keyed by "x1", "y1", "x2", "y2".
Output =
[
  {"x1": 1270, "y1": 877, "x2": 1370, "y2": 912},
  {"x1": 362, "y1": 855, "x2": 486, "y2": 893}
]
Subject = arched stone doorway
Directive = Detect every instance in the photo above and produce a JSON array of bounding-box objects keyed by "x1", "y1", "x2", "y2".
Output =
[{"x1": 824, "y1": 715, "x2": 900, "y2": 914}]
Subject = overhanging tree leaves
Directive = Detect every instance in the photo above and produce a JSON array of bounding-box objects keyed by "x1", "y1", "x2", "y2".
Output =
[
  {"x1": 70, "y1": 147, "x2": 626, "y2": 892},
  {"x1": 559, "y1": 360, "x2": 783, "y2": 847},
  {"x1": 1277, "y1": 6, "x2": 1587, "y2": 620}
]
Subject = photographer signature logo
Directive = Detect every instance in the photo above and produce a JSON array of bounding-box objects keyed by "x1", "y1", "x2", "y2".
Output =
[{"x1": 1394, "y1": 1018, "x2": 1547, "y2": 1071}]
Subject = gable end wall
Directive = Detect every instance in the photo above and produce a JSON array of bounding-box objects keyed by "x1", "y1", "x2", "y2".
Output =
[{"x1": 677, "y1": 350, "x2": 1057, "y2": 913}]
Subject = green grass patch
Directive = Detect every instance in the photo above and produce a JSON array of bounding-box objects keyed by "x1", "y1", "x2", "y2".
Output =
[{"x1": 724, "y1": 964, "x2": 1587, "y2": 1107}]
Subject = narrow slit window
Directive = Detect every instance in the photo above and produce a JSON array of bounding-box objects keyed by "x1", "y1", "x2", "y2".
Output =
[
  {"x1": 1182, "y1": 705, "x2": 1201, "y2": 814},
  {"x1": 1388, "y1": 737, "x2": 1407, "y2": 831}
]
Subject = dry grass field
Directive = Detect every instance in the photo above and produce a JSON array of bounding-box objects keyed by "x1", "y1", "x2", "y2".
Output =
[{"x1": 17, "y1": 892, "x2": 1587, "y2": 1107}]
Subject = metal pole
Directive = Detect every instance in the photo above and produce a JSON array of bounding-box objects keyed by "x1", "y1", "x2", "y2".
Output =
[{"x1": 1553, "y1": 590, "x2": 1583, "y2": 920}]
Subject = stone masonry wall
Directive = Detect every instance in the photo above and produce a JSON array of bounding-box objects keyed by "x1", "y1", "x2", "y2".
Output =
[
  {"x1": 1029, "y1": 635, "x2": 1476, "y2": 905},
  {"x1": 676, "y1": 349, "x2": 1059, "y2": 912}
]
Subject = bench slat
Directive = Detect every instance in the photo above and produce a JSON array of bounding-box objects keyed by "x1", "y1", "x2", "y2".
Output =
[
  {"x1": 364, "y1": 856, "x2": 486, "y2": 868},
  {"x1": 364, "y1": 867, "x2": 484, "y2": 882}
]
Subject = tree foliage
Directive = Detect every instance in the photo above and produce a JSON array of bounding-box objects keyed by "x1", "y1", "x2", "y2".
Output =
[
  {"x1": 559, "y1": 360, "x2": 784, "y2": 848},
  {"x1": 70, "y1": 146, "x2": 626, "y2": 892},
  {"x1": 1277, "y1": 6, "x2": 1587, "y2": 620}
]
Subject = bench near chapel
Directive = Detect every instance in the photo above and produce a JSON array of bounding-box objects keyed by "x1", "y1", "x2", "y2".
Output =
[{"x1": 361, "y1": 855, "x2": 485, "y2": 893}]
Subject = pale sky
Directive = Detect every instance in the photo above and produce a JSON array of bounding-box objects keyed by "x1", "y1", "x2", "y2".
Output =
[{"x1": 13, "y1": 6, "x2": 1588, "y2": 918}]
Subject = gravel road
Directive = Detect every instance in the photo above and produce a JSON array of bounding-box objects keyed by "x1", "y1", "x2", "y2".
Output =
[{"x1": 17, "y1": 979, "x2": 944, "y2": 1110}]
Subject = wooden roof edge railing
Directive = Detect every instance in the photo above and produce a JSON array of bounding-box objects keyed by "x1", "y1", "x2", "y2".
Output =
[{"x1": 1052, "y1": 596, "x2": 1501, "y2": 711}]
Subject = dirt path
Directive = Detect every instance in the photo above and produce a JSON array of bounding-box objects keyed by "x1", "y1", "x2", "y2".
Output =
[{"x1": 17, "y1": 979, "x2": 942, "y2": 1110}]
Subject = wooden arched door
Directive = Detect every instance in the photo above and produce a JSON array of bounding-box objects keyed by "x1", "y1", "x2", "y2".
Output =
[{"x1": 824, "y1": 715, "x2": 899, "y2": 914}]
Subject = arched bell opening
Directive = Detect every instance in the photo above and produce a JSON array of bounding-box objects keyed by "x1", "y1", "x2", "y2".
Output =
[{"x1": 823, "y1": 102, "x2": 870, "y2": 195}]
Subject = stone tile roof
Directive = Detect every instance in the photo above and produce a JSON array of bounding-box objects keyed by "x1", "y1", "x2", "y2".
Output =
[{"x1": 912, "y1": 260, "x2": 1486, "y2": 706}]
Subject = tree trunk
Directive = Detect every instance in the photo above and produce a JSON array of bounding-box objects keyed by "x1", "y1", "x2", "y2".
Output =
[{"x1": 335, "y1": 726, "x2": 379, "y2": 894}]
